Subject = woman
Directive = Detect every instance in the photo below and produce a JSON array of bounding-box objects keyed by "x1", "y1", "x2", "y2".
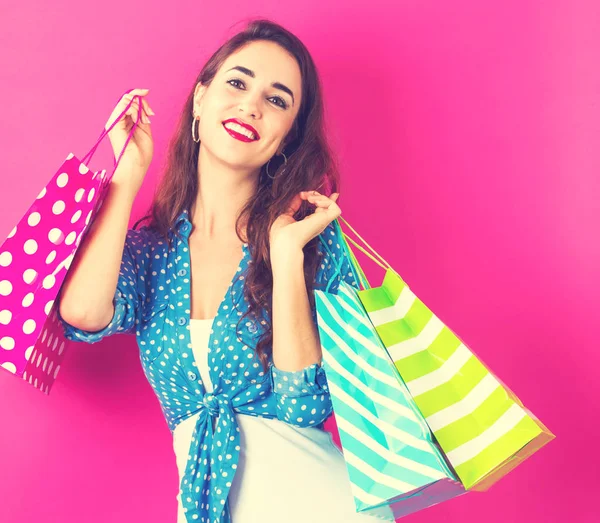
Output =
[{"x1": 57, "y1": 19, "x2": 395, "y2": 523}]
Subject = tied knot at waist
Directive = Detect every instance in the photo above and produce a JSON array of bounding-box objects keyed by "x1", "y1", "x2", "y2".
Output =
[{"x1": 202, "y1": 393, "x2": 220, "y2": 417}]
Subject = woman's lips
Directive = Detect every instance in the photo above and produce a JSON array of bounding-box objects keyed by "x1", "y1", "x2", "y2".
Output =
[{"x1": 222, "y1": 123, "x2": 257, "y2": 143}]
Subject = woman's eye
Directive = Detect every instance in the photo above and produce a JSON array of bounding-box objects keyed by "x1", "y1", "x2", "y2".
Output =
[
  {"x1": 270, "y1": 97, "x2": 287, "y2": 109},
  {"x1": 228, "y1": 79, "x2": 244, "y2": 89},
  {"x1": 227, "y1": 79, "x2": 288, "y2": 109}
]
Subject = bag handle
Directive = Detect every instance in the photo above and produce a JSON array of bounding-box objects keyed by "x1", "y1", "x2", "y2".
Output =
[
  {"x1": 79, "y1": 88, "x2": 145, "y2": 182},
  {"x1": 338, "y1": 216, "x2": 392, "y2": 270},
  {"x1": 333, "y1": 218, "x2": 372, "y2": 290},
  {"x1": 335, "y1": 215, "x2": 397, "y2": 291},
  {"x1": 317, "y1": 215, "x2": 390, "y2": 292}
]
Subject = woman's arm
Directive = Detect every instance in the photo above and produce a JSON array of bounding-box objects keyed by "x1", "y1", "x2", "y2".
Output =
[
  {"x1": 269, "y1": 251, "x2": 332, "y2": 428},
  {"x1": 268, "y1": 219, "x2": 360, "y2": 428},
  {"x1": 271, "y1": 248, "x2": 321, "y2": 372},
  {"x1": 58, "y1": 169, "x2": 140, "y2": 332}
]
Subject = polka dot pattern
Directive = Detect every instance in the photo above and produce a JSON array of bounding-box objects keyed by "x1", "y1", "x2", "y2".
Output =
[
  {"x1": 0, "y1": 153, "x2": 109, "y2": 393},
  {"x1": 56, "y1": 209, "x2": 358, "y2": 523}
]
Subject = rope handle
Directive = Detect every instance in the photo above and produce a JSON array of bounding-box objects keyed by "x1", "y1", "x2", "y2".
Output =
[
  {"x1": 318, "y1": 215, "x2": 394, "y2": 292},
  {"x1": 79, "y1": 89, "x2": 146, "y2": 184},
  {"x1": 338, "y1": 215, "x2": 393, "y2": 270},
  {"x1": 336, "y1": 217, "x2": 394, "y2": 291},
  {"x1": 336, "y1": 222, "x2": 371, "y2": 290},
  {"x1": 343, "y1": 235, "x2": 389, "y2": 271}
]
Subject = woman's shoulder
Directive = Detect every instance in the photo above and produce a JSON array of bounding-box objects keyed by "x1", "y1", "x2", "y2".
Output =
[
  {"x1": 121, "y1": 225, "x2": 171, "y2": 293},
  {"x1": 122, "y1": 225, "x2": 173, "y2": 311},
  {"x1": 125, "y1": 224, "x2": 169, "y2": 259}
]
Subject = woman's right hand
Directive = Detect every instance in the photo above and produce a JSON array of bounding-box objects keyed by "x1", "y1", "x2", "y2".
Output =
[{"x1": 105, "y1": 88, "x2": 155, "y2": 184}]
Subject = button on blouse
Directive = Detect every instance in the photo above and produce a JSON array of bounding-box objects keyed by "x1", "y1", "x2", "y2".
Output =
[{"x1": 57, "y1": 208, "x2": 359, "y2": 523}]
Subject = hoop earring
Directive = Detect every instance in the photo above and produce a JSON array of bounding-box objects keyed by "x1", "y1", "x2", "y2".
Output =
[
  {"x1": 266, "y1": 151, "x2": 288, "y2": 179},
  {"x1": 192, "y1": 115, "x2": 200, "y2": 143}
]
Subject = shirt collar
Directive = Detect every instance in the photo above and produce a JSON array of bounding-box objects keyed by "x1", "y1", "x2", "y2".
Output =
[
  {"x1": 175, "y1": 208, "x2": 192, "y2": 232},
  {"x1": 174, "y1": 208, "x2": 250, "y2": 254}
]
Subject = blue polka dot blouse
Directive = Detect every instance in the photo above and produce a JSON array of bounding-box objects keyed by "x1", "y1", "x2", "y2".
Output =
[{"x1": 57, "y1": 208, "x2": 359, "y2": 523}]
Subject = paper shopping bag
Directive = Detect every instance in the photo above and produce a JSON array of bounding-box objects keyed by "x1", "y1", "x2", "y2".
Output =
[
  {"x1": 0, "y1": 89, "x2": 146, "y2": 394},
  {"x1": 315, "y1": 263, "x2": 466, "y2": 519},
  {"x1": 334, "y1": 216, "x2": 555, "y2": 491}
]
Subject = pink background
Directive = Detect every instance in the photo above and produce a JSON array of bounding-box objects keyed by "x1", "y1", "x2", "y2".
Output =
[{"x1": 1, "y1": 1, "x2": 597, "y2": 522}]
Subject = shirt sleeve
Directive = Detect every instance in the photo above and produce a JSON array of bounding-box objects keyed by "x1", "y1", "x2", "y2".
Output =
[
  {"x1": 56, "y1": 228, "x2": 147, "y2": 344},
  {"x1": 269, "y1": 362, "x2": 333, "y2": 428},
  {"x1": 268, "y1": 220, "x2": 361, "y2": 428}
]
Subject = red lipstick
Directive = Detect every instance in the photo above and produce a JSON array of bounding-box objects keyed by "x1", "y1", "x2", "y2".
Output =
[{"x1": 222, "y1": 118, "x2": 260, "y2": 142}]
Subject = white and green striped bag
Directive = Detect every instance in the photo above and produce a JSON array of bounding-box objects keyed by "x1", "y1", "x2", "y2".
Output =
[
  {"x1": 334, "y1": 216, "x2": 555, "y2": 491},
  {"x1": 314, "y1": 238, "x2": 465, "y2": 520}
]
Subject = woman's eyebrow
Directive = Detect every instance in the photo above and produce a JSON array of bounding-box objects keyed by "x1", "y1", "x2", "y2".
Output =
[{"x1": 226, "y1": 65, "x2": 295, "y2": 106}]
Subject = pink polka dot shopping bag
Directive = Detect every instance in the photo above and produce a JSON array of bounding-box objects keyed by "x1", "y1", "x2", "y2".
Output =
[{"x1": 0, "y1": 89, "x2": 144, "y2": 394}]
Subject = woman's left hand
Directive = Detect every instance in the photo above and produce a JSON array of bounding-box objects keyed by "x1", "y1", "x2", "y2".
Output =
[{"x1": 269, "y1": 190, "x2": 341, "y2": 258}]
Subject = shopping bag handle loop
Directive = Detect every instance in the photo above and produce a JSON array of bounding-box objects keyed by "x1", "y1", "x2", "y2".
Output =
[
  {"x1": 344, "y1": 235, "x2": 389, "y2": 270},
  {"x1": 80, "y1": 88, "x2": 144, "y2": 182},
  {"x1": 332, "y1": 218, "x2": 371, "y2": 290},
  {"x1": 337, "y1": 216, "x2": 392, "y2": 270}
]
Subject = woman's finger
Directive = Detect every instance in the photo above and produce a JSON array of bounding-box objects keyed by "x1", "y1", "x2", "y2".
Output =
[
  {"x1": 125, "y1": 90, "x2": 155, "y2": 115},
  {"x1": 123, "y1": 93, "x2": 154, "y2": 121},
  {"x1": 140, "y1": 97, "x2": 155, "y2": 116},
  {"x1": 126, "y1": 88, "x2": 150, "y2": 96},
  {"x1": 123, "y1": 96, "x2": 150, "y2": 124},
  {"x1": 302, "y1": 192, "x2": 339, "y2": 211},
  {"x1": 301, "y1": 190, "x2": 338, "y2": 199}
]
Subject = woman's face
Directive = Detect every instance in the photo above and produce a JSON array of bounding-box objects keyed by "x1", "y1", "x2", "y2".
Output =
[{"x1": 193, "y1": 40, "x2": 302, "y2": 174}]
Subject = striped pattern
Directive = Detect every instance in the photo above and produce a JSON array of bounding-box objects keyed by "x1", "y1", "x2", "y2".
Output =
[
  {"x1": 315, "y1": 281, "x2": 463, "y2": 517},
  {"x1": 358, "y1": 268, "x2": 554, "y2": 490}
]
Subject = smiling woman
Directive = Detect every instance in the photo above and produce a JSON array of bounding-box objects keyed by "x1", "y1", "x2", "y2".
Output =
[{"x1": 57, "y1": 17, "x2": 394, "y2": 523}]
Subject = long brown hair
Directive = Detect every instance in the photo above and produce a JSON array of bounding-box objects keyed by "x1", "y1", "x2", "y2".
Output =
[{"x1": 133, "y1": 18, "x2": 341, "y2": 374}]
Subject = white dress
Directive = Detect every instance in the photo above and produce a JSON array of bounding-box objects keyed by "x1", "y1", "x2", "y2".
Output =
[{"x1": 173, "y1": 318, "x2": 396, "y2": 523}]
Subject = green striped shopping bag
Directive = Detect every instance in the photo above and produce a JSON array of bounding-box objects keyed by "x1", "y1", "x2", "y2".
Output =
[
  {"x1": 334, "y1": 216, "x2": 555, "y2": 491},
  {"x1": 314, "y1": 239, "x2": 466, "y2": 520}
]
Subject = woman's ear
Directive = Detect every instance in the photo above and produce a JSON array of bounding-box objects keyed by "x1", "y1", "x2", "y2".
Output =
[{"x1": 193, "y1": 82, "x2": 207, "y2": 116}]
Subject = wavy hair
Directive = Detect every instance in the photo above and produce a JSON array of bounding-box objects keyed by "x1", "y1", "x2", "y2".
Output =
[{"x1": 133, "y1": 18, "x2": 341, "y2": 374}]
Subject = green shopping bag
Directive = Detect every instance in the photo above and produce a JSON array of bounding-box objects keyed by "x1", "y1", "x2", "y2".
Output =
[{"x1": 333, "y1": 216, "x2": 555, "y2": 491}]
